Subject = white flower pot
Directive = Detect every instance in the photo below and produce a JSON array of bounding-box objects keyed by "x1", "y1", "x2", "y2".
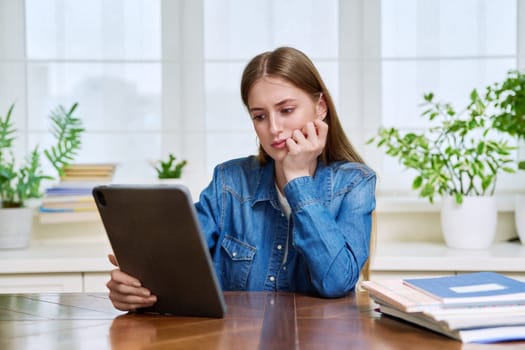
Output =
[
  {"x1": 441, "y1": 196, "x2": 497, "y2": 249},
  {"x1": 514, "y1": 195, "x2": 525, "y2": 245},
  {"x1": 157, "y1": 178, "x2": 184, "y2": 185},
  {"x1": 0, "y1": 207, "x2": 34, "y2": 249}
]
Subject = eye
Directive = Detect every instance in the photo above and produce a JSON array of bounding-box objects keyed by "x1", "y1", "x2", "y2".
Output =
[
  {"x1": 252, "y1": 114, "x2": 266, "y2": 121},
  {"x1": 281, "y1": 107, "x2": 295, "y2": 115}
]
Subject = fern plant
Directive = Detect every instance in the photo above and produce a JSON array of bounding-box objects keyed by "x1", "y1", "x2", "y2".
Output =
[
  {"x1": 44, "y1": 103, "x2": 84, "y2": 177},
  {"x1": 0, "y1": 103, "x2": 84, "y2": 208}
]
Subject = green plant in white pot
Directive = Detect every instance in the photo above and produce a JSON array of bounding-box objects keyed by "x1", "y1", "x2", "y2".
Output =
[
  {"x1": 0, "y1": 103, "x2": 84, "y2": 248},
  {"x1": 369, "y1": 90, "x2": 515, "y2": 249},
  {"x1": 488, "y1": 70, "x2": 525, "y2": 244}
]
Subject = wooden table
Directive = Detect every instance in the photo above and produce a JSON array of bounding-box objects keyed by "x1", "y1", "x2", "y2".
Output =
[{"x1": 1, "y1": 292, "x2": 524, "y2": 349}]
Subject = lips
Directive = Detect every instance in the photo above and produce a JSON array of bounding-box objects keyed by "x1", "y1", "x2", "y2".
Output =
[{"x1": 271, "y1": 139, "x2": 287, "y2": 149}]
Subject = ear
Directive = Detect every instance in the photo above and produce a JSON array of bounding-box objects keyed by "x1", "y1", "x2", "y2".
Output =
[{"x1": 315, "y1": 94, "x2": 328, "y2": 120}]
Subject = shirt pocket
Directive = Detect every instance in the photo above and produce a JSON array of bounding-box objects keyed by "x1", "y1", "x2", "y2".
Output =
[{"x1": 220, "y1": 234, "x2": 256, "y2": 290}]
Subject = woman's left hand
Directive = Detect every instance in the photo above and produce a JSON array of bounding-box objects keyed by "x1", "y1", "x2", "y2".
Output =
[{"x1": 283, "y1": 118, "x2": 328, "y2": 181}]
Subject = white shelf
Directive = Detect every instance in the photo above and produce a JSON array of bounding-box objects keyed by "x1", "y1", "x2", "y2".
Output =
[
  {"x1": 38, "y1": 211, "x2": 101, "y2": 224},
  {"x1": 1, "y1": 238, "x2": 523, "y2": 276},
  {"x1": 0, "y1": 240, "x2": 112, "y2": 274},
  {"x1": 376, "y1": 195, "x2": 516, "y2": 213},
  {"x1": 371, "y1": 241, "x2": 525, "y2": 272}
]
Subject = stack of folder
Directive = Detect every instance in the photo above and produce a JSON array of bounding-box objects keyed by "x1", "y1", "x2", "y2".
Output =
[
  {"x1": 39, "y1": 163, "x2": 117, "y2": 223},
  {"x1": 362, "y1": 272, "x2": 525, "y2": 343}
]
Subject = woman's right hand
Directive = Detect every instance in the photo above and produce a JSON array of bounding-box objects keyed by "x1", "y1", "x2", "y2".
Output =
[{"x1": 106, "y1": 254, "x2": 157, "y2": 312}]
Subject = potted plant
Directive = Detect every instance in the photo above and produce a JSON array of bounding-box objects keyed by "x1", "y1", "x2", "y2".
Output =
[
  {"x1": 368, "y1": 89, "x2": 515, "y2": 249},
  {"x1": 154, "y1": 153, "x2": 187, "y2": 182},
  {"x1": 488, "y1": 70, "x2": 525, "y2": 244},
  {"x1": 0, "y1": 102, "x2": 84, "y2": 248}
]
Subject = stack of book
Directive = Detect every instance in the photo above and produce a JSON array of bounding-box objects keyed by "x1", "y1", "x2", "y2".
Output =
[
  {"x1": 39, "y1": 163, "x2": 117, "y2": 224},
  {"x1": 362, "y1": 272, "x2": 525, "y2": 344},
  {"x1": 60, "y1": 163, "x2": 117, "y2": 183}
]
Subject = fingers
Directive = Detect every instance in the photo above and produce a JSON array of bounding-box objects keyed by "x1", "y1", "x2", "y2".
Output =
[
  {"x1": 107, "y1": 268, "x2": 157, "y2": 312},
  {"x1": 313, "y1": 119, "x2": 328, "y2": 153},
  {"x1": 111, "y1": 268, "x2": 142, "y2": 288},
  {"x1": 303, "y1": 121, "x2": 318, "y2": 139},
  {"x1": 108, "y1": 254, "x2": 118, "y2": 267},
  {"x1": 107, "y1": 281, "x2": 157, "y2": 311},
  {"x1": 110, "y1": 295, "x2": 157, "y2": 312},
  {"x1": 287, "y1": 121, "x2": 327, "y2": 153},
  {"x1": 286, "y1": 129, "x2": 305, "y2": 151},
  {"x1": 313, "y1": 118, "x2": 329, "y2": 140}
]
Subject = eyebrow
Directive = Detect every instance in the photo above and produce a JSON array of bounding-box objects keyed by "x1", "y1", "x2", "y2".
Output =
[{"x1": 249, "y1": 99, "x2": 297, "y2": 113}]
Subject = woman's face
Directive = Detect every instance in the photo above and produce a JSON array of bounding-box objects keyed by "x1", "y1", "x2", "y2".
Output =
[{"x1": 247, "y1": 76, "x2": 326, "y2": 162}]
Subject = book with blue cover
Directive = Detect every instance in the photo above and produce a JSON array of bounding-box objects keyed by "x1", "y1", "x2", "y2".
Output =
[{"x1": 403, "y1": 272, "x2": 525, "y2": 307}]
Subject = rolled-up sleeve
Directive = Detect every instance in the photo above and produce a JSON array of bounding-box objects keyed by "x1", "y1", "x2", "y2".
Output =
[{"x1": 284, "y1": 170, "x2": 376, "y2": 298}]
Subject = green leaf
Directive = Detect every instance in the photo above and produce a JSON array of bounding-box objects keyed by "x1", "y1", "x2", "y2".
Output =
[
  {"x1": 455, "y1": 193, "x2": 463, "y2": 204},
  {"x1": 412, "y1": 176, "x2": 423, "y2": 189}
]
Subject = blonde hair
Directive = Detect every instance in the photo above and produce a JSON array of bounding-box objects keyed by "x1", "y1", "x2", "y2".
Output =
[{"x1": 240, "y1": 47, "x2": 364, "y2": 165}]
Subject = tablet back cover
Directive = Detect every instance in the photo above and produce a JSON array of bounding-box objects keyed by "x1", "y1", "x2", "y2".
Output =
[{"x1": 93, "y1": 184, "x2": 226, "y2": 318}]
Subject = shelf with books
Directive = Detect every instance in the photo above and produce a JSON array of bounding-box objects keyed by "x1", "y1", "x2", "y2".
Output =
[{"x1": 38, "y1": 163, "x2": 116, "y2": 224}]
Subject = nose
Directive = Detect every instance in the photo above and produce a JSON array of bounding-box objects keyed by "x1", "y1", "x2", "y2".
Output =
[{"x1": 268, "y1": 113, "x2": 282, "y2": 136}]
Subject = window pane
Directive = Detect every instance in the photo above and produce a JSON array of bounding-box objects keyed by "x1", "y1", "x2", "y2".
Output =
[
  {"x1": 27, "y1": 63, "x2": 161, "y2": 131},
  {"x1": 381, "y1": 0, "x2": 516, "y2": 57},
  {"x1": 205, "y1": 131, "x2": 258, "y2": 173},
  {"x1": 381, "y1": 58, "x2": 516, "y2": 128},
  {"x1": 26, "y1": 0, "x2": 161, "y2": 60},
  {"x1": 204, "y1": 0, "x2": 339, "y2": 60},
  {"x1": 205, "y1": 63, "x2": 252, "y2": 132},
  {"x1": 0, "y1": 63, "x2": 26, "y2": 114}
]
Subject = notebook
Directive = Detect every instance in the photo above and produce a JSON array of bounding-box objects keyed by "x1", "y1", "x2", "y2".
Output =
[
  {"x1": 93, "y1": 184, "x2": 226, "y2": 318},
  {"x1": 403, "y1": 272, "x2": 525, "y2": 307}
]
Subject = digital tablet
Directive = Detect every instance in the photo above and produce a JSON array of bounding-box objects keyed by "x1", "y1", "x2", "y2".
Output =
[{"x1": 92, "y1": 184, "x2": 226, "y2": 318}]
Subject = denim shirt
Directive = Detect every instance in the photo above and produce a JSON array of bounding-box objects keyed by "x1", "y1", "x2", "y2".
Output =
[{"x1": 195, "y1": 156, "x2": 376, "y2": 298}]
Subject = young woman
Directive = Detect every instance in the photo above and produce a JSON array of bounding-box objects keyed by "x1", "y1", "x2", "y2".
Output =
[{"x1": 107, "y1": 47, "x2": 376, "y2": 311}]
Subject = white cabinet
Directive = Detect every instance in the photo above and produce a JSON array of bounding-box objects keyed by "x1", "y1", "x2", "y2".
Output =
[
  {"x1": 0, "y1": 273, "x2": 83, "y2": 293},
  {"x1": 0, "y1": 272, "x2": 111, "y2": 294},
  {"x1": 0, "y1": 240, "x2": 113, "y2": 293}
]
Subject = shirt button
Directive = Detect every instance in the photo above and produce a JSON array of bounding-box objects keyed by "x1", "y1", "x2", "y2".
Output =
[
  {"x1": 282, "y1": 266, "x2": 287, "y2": 271},
  {"x1": 269, "y1": 276, "x2": 275, "y2": 282},
  {"x1": 277, "y1": 245, "x2": 282, "y2": 250},
  {"x1": 232, "y1": 252, "x2": 237, "y2": 257}
]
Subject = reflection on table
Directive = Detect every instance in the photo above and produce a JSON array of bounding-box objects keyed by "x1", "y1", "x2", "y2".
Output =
[{"x1": 1, "y1": 292, "x2": 525, "y2": 349}]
